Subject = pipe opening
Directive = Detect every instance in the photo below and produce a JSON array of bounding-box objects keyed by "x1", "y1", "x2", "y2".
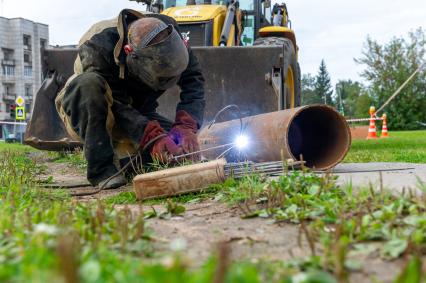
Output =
[{"x1": 288, "y1": 106, "x2": 350, "y2": 169}]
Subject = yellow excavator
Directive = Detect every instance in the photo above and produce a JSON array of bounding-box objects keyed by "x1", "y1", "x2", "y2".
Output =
[
  {"x1": 142, "y1": 0, "x2": 301, "y2": 108},
  {"x1": 25, "y1": 0, "x2": 301, "y2": 150}
]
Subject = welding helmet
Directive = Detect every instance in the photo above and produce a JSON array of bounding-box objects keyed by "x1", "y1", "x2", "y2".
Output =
[{"x1": 126, "y1": 21, "x2": 189, "y2": 91}]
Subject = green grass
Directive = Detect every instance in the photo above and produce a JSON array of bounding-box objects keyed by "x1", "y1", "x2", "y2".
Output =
[
  {"x1": 106, "y1": 166, "x2": 426, "y2": 280},
  {"x1": 48, "y1": 149, "x2": 87, "y2": 169},
  {"x1": 108, "y1": 130, "x2": 426, "y2": 206},
  {"x1": 2, "y1": 134, "x2": 426, "y2": 281},
  {"x1": 212, "y1": 170, "x2": 426, "y2": 281},
  {"x1": 108, "y1": 168, "x2": 426, "y2": 280},
  {"x1": 0, "y1": 147, "x2": 347, "y2": 282},
  {"x1": 106, "y1": 187, "x2": 220, "y2": 206},
  {"x1": 344, "y1": 130, "x2": 426, "y2": 163},
  {"x1": 0, "y1": 150, "x2": 156, "y2": 282},
  {"x1": 0, "y1": 141, "x2": 36, "y2": 152}
]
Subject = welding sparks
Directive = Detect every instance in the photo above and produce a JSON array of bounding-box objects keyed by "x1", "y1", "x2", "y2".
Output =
[
  {"x1": 173, "y1": 134, "x2": 249, "y2": 161},
  {"x1": 234, "y1": 134, "x2": 249, "y2": 150}
]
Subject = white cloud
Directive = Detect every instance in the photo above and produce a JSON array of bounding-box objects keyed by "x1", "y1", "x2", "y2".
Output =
[
  {"x1": 1, "y1": 0, "x2": 425, "y2": 86},
  {"x1": 286, "y1": 0, "x2": 425, "y2": 85},
  {"x1": 1, "y1": 0, "x2": 146, "y2": 44}
]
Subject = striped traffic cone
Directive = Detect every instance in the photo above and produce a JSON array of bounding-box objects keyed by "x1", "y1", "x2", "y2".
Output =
[
  {"x1": 381, "y1": 114, "x2": 389, "y2": 138},
  {"x1": 366, "y1": 106, "x2": 377, "y2": 139}
]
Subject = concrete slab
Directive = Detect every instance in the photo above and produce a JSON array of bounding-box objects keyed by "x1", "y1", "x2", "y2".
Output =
[{"x1": 332, "y1": 163, "x2": 426, "y2": 193}]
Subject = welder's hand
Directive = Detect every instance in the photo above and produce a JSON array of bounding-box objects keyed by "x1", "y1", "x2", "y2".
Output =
[
  {"x1": 169, "y1": 110, "x2": 200, "y2": 161},
  {"x1": 140, "y1": 121, "x2": 183, "y2": 163},
  {"x1": 151, "y1": 136, "x2": 183, "y2": 163},
  {"x1": 140, "y1": 120, "x2": 166, "y2": 149}
]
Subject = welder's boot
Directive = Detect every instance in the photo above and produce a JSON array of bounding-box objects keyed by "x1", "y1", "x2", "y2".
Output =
[{"x1": 98, "y1": 174, "x2": 127, "y2": 190}]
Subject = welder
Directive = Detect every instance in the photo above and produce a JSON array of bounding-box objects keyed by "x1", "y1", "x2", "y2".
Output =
[{"x1": 55, "y1": 9, "x2": 205, "y2": 189}]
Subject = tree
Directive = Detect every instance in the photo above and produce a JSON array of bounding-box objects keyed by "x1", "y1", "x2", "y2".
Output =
[
  {"x1": 356, "y1": 27, "x2": 426, "y2": 130},
  {"x1": 354, "y1": 94, "x2": 374, "y2": 118},
  {"x1": 301, "y1": 73, "x2": 322, "y2": 105},
  {"x1": 314, "y1": 60, "x2": 334, "y2": 106},
  {"x1": 335, "y1": 79, "x2": 364, "y2": 117}
]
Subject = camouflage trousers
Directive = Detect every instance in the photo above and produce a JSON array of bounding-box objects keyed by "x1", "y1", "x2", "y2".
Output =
[{"x1": 55, "y1": 72, "x2": 172, "y2": 185}]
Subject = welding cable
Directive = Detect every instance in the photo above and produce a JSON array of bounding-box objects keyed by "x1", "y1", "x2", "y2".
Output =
[
  {"x1": 208, "y1": 104, "x2": 248, "y2": 159},
  {"x1": 51, "y1": 104, "x2": 249, "y2": 196},
  {"x1": 68, "y1": 134, "x2": 168, "y2": 197},
  {"x1": 173, "y1": 104, "x2": 248, "y2": 161},
  {"x1": 207, "y1": 104, "x2": 244, "y2": 135},
  {"x1": 172, "y1": 142, "x2": 235, "y2": 161},
  {"x1": 216, "y1": 145, "x2": 236, "y2": 159}
]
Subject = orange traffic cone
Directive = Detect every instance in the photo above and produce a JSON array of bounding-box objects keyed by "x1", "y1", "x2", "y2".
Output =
[
  {"x1": 381, "y1": 114, "x2": 389, "y2": 138},
  {"x1": 366, "y1": 106, "x2": 377, "y2": 139}
]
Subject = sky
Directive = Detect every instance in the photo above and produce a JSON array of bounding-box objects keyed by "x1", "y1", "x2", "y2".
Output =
[{"x1": 1, "y1": 0, "x2": 425, "y2": 87}]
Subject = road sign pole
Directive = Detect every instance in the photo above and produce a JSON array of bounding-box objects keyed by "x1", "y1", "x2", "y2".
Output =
[
  {"x1": 13, "y1": 114, "x2": 16, "y2": 140},
  {"x1": 15, "y1": 96, "x2": 26, "y2": 143}
]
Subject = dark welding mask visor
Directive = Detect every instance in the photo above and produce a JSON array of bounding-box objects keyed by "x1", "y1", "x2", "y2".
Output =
[{"x1": 126, "y1": 23, "x2": 189, "y2": 91}]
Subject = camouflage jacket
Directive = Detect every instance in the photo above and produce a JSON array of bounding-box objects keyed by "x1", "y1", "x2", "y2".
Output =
[{"x1": 74, "y1": 9, "x2": 205, "y2": 127}]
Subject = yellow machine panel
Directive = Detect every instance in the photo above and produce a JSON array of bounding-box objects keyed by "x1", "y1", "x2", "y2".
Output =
[
  {"x1": 259, "y1": 26, "x2": 293, "y2": 34},
  {"x1": 162, "y1": 5, "x2": 227, "y2": 46},
  {"x1": 212, "y1": 12, "x2": 225, "y2": 45},
  {"x1": 162, "y1": 5, "x2": 226, "y2": 22}
]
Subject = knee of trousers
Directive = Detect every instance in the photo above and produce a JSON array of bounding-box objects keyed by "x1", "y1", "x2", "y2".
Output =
[
  {"x1": 57, "y1": 72, "x2": 115, "y2": 141},
  {"x1": 63, "y1": 72, "x2": 112, "y2": 113}
]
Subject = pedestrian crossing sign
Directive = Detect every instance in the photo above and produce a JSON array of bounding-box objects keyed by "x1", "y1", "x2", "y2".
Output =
[{"x1": 16, "y1": 107, "x2": 26, "y2": 120}]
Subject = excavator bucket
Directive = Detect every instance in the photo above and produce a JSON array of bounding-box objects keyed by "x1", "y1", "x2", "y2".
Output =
[
  {"x1": 158, "y1": 46, "x2": 286, "y2": 120},
  {"x1": 25, "y1": 49, "x2": 82, "y2": 150},
  {"x1": 25, "y1": 45, "x2": 287, "y2": 151}
]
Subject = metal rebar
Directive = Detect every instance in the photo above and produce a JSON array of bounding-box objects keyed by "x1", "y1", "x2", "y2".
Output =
[{"x1": 224, "y1": 160, "x2": 304, "y2": 178}]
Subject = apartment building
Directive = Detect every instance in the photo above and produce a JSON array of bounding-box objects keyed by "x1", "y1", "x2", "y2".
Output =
[{"x1": 0, "y1": 16, "x2": 48, "y2": 125}]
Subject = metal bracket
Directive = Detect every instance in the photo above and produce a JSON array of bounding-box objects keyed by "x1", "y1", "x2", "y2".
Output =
[{"x1": 266, "y1": 64, "x2": 285, "y2": 110}]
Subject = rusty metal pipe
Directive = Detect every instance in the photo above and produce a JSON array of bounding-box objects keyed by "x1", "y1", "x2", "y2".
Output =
[{"x1": 197, "y1": 105, "x2": 351, "y2": 170}]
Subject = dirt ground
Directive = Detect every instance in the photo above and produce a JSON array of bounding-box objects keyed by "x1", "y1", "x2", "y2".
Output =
[
  {"x1": 118, "y1": 201, "x2": 404, "y2": 282},
  {"x1": 39, "y1": 157, "x2": 423, "y2": 282},
  {"x1": 349, "y1": 125, "x2": 370, "y2": 140}
]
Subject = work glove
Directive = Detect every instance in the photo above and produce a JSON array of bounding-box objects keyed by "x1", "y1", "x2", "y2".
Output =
[
  {"x1": 140, "y1": 121, "x2": 183, "y2": 163},
  {"x1": 169, "y1": 110, "x2": 200, "y2": 161}
]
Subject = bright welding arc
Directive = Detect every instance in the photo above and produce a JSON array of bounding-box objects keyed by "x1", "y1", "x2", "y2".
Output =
[
  {"x1": 234, "y1": 134, "x2": 249, "y2": 150},
  {"x1": 207, "y1": 104, "x2": 248, "y2": 159},
  {"x1": 174, "y1": 105, "x2": 248, "y2": 160}
]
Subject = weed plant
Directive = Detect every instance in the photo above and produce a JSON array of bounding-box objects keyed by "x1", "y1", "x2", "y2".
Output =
[
  {"x1": 217, "y1": 169, "x2": 426, "y2": 280},
  {"x1": 2, "y1": 143, "x2": 425, "y2": 281},
  {"x1": 48, "y1": 148, "x2": 87, "y2": 169},
  {"x1": 0, "y1": 151, "x2": 154, "y2": 282},
  {"x1": 1, "y1": 150, "x2": 343, "y2": 282}
]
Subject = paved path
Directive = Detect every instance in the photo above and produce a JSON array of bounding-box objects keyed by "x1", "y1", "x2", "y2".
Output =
[{"x1": 332, "y1": 163, "x2": 426, "y2": 193}]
